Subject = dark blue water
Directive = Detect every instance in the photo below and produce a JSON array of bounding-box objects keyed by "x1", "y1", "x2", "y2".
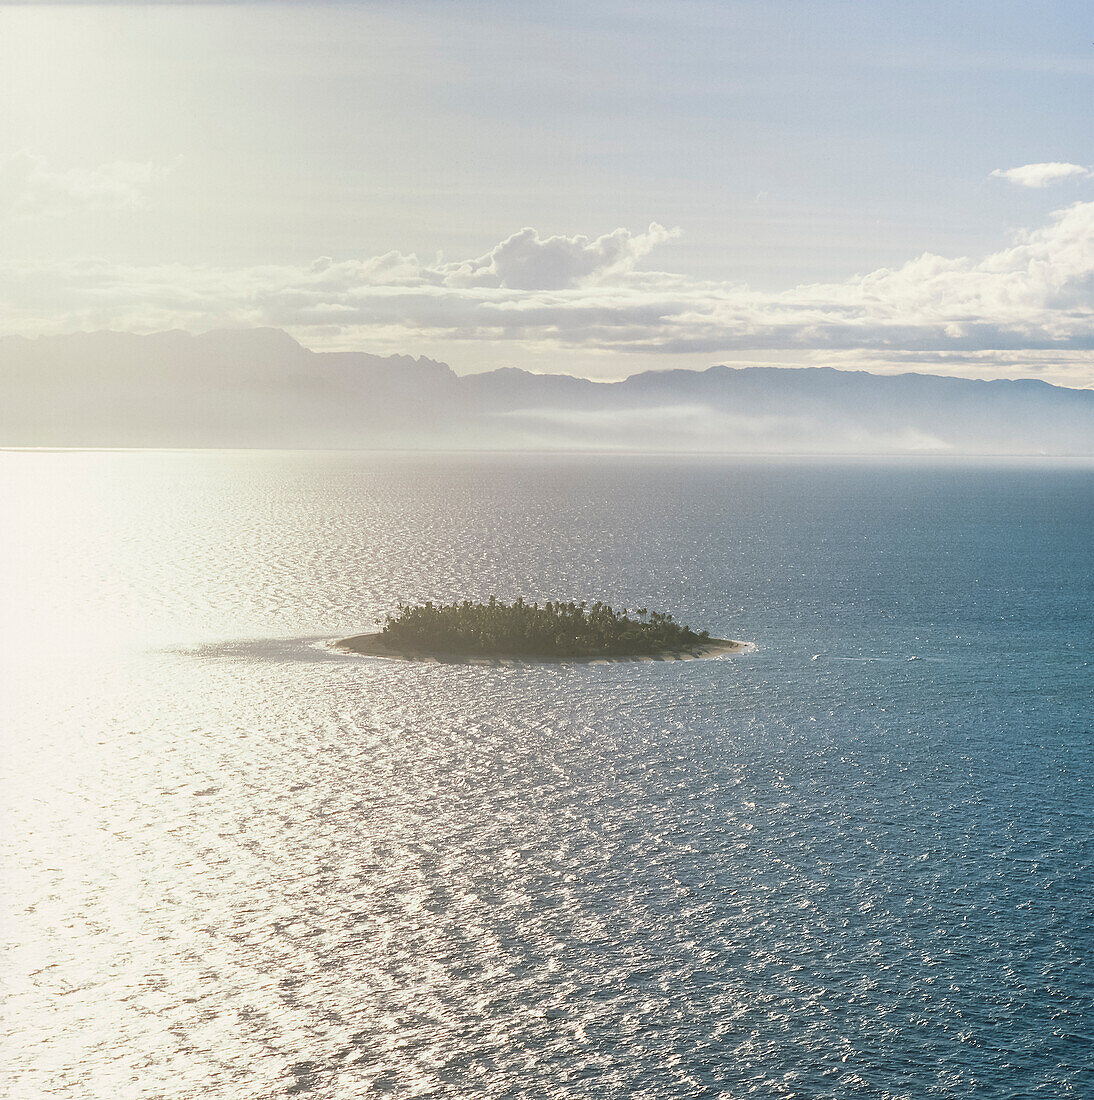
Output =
[{"x1": 2, "y1": 454, "x2": 1091, "y2": 1098}]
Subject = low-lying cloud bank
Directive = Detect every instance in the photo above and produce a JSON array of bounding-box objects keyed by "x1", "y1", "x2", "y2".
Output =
[{"x1": 2, "y1": 199, "x2": 1093, "y2": 386}]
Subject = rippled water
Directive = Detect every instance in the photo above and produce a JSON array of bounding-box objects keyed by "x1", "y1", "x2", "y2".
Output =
[{"x1": 2, "y1": 452, "x2": 1091, "y2": 1098}]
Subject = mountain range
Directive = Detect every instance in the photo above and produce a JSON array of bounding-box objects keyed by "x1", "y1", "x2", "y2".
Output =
[{"x1": 2, "y1": 328, "x2": 1092, "y2": 454}]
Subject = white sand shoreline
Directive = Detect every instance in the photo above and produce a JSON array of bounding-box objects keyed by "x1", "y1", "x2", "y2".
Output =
[{"x1": 330, "y1": 632, "x2": 749, "y2": 665}]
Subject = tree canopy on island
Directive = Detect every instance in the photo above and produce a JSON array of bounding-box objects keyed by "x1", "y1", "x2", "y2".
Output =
[{"x1": 381, "y1": 597, "x2": 710, "y2": 657}]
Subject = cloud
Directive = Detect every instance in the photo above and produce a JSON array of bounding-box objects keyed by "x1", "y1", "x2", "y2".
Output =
[
  {"x1": 0, "y1": 152, "x2": 176, "y2": 219},
  {"x1": 440, "y1": 224, "x2": 679, "y2": 290},
  {"x1": 1, "y1": 203, "x2": 1093, "y2": 385},
  {"x1": 497, "y1": 405, "x2": 953, "y2": 454},
  {"x1": 990, "y1": 162, "x2": 1090, "y2": 188}
]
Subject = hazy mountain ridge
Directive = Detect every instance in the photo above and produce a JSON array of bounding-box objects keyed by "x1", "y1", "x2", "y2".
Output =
[{"x1": 2, "y1": 328, "x2": 1091, "y2": 453}]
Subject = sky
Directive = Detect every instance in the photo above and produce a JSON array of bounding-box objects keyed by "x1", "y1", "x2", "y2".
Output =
[{"x1": 1, "y1": 0, "x2": 1093, "y2": 385}]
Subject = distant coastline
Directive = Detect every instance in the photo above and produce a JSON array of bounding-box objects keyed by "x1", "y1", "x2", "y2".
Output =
[
  {"x1": 332, "y1": 631, "x2": 747, "y2": 664},
  {"x1": 5, "y1": 328, "x2": 1092, "y2": 455}
]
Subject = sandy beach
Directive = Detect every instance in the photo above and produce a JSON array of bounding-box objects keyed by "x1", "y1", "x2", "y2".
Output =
[{"x1": 332, "y1": 632, "x2": 748, "y2": 665}]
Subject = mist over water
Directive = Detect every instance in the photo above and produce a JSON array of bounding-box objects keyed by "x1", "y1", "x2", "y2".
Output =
[{"x1": 2, "y1": 452, "x2": 1091, "y2": 1098}]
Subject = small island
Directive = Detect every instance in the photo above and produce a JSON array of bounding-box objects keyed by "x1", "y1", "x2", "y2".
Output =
[{"x1": 334, "y1": 598, "x2": 746, "y2": 663}]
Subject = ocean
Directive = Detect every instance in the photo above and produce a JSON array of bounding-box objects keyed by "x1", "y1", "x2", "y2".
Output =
[{"x1": 2, "y1": 451, "x2": 1091, "y2": 1098}]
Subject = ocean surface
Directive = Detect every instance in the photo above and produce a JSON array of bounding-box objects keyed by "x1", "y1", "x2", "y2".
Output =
[{"x1": 1, "y1": 451, "x2": 1091, "y2": 1099}]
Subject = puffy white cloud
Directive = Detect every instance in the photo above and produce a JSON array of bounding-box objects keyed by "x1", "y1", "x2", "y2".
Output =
[
  {"x1": 1, "y1": 203, "x2": 1093, "y2": 385},
  {"x1": 990, "y1": 162, "x2": 1090, "y2": 188},
  {"x1": 439, "y1": 224, "x2": 679, "y2": 290},
  {"x1": 0, "y1": 152, "x2": 176, "y2": 219}
]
